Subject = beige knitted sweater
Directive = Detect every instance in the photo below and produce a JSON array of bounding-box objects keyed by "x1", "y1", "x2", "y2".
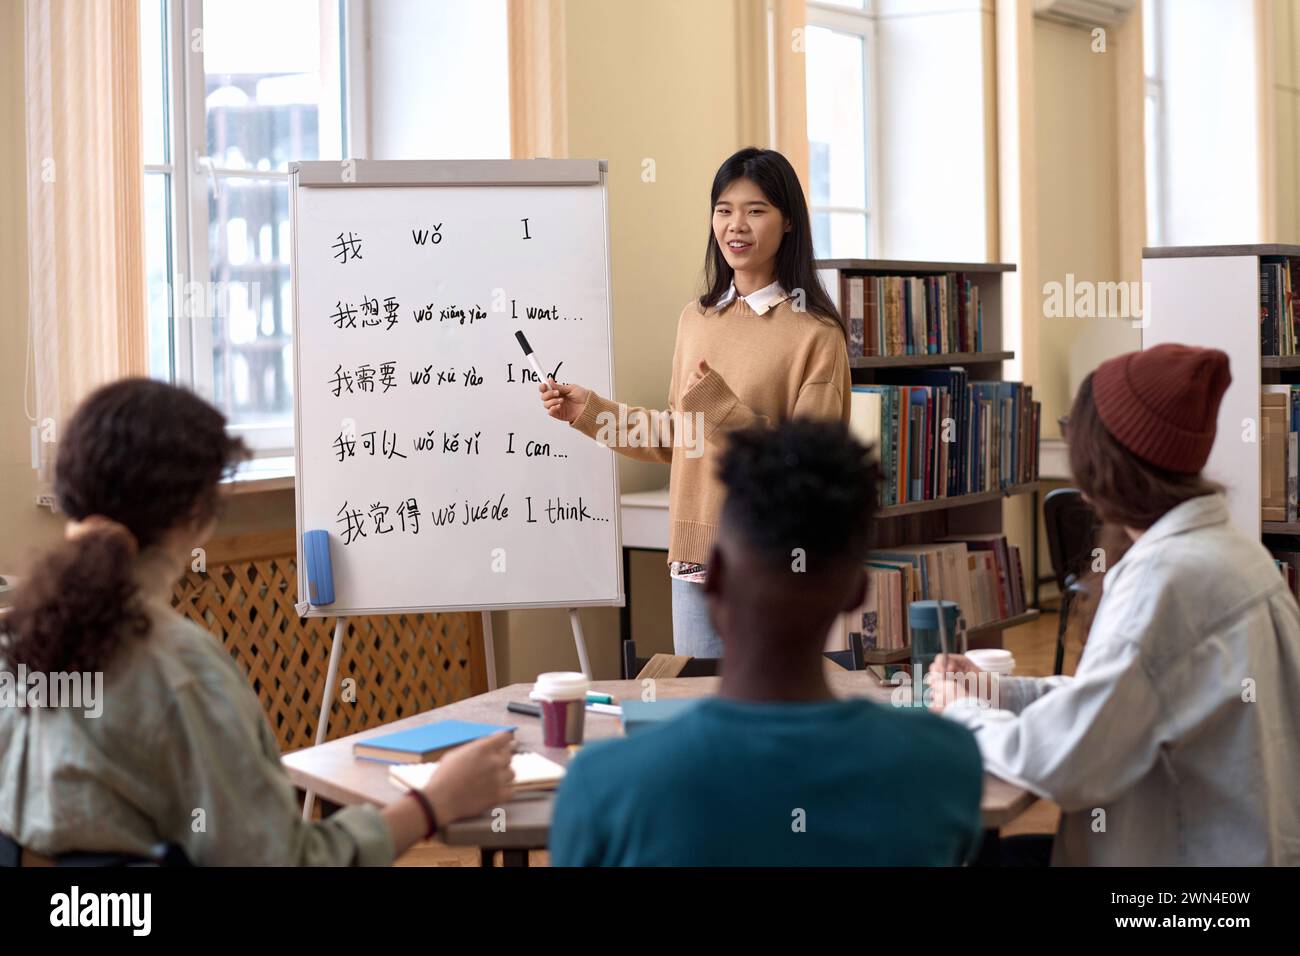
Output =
[{"x1": 570, "y1": 296, "x2": 851, "y2": 565}]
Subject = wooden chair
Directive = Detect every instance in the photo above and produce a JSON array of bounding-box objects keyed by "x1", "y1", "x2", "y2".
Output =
[
  {"x1": 622, "y1": 631, "x2": 866, "y2": 680},
  {"x1": 0, "y1": 831, "x2": 191, "y2": 867},
  {"x1": 623, "y1": 642, "x2": 721, "y2": 680},
  {"x1": 1042, "y1": 488, "x2": 1101, "y2": 675},
  {"x1": 824, "y1": 631, "x2": 867, "y2": 672}
]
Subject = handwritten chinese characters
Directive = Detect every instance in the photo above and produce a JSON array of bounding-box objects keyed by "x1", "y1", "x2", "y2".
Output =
[{"x1": 312, "y1": 210, "x2": 612, "y2": 560}]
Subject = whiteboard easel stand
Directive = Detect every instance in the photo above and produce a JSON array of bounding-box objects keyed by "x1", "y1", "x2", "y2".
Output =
[
  {"x1": 476, "y1": 609, "x2": 592, "y2": 688},
  {"x1": 302, "y1": 618, "x2": 347, "y2": 820}
]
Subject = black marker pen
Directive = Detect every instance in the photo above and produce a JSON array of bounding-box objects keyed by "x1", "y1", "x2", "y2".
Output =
[{"x1": 514, "y1": 330, "x2": 555, "y2": 387}]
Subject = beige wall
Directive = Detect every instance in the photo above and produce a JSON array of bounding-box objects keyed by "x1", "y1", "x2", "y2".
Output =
[
  {"x1": 1270, "y1": 0, "x2": 1300, "y2": 241},
  {"x1": 1001, "y1": 10, "x2": 1146, "y2": 598},
  {"x1": 1033, "y1": 17, "x2": 1140, "y2": 435}
]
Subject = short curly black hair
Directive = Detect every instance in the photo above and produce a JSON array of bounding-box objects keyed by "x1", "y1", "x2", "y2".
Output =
[{"x1": 716, "y1": 417, "x2": 878, "y2": 571}]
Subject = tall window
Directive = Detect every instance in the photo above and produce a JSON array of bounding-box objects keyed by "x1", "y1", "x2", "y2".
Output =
[
  {"x1": 1143, "y1": 0, "x2": 1166, "y2": 247},
  {"x1": 141, "y1": 0, "x2": 347, "y2": 454},
  {"x1": 805, "y1": 0, "x2": 875, "y2": 259}
]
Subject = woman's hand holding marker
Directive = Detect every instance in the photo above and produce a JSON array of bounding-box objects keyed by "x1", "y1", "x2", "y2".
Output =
[
  {"x1": 539, "y1": 379, "x2": 590, "y2": 424},
  {"x1": 516, "y1": 329, "x2": 591, "y2": 424}
]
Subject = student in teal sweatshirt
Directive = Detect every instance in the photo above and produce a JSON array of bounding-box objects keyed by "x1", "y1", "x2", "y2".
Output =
[{"x1": 550, "y1": 418, "x2": 983, "y2": 866}]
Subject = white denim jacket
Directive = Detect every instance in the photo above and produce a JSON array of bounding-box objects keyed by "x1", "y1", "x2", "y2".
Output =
[{"x1": 948, "y1": 493, "x2": 1300, "y2": 865}]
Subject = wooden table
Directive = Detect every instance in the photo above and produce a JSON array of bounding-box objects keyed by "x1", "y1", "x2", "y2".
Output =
[{"x1": 283, "y1": 670, "x2": 1038, "y2": 865}]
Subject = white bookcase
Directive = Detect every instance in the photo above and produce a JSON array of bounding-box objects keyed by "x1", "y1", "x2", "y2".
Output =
[{"x1": 1141, "y1": 244, "x2": 1300, "y2": 540}]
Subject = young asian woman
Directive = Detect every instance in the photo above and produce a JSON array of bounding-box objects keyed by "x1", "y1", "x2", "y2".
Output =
[
  {"x1": 930, "y1": 345, "x2": 1300, "y2": 866},
  {"x1": 0, "y1": 379, "x2": 514, "y2": 865},
  {"x1": 537, "y1": 147, "x2": 851, "y2": 658}
]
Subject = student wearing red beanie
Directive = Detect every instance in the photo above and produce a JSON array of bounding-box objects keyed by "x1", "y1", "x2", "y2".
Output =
[{"x1": 932, "y1": 344, "x2": 1300, "y2": 866}]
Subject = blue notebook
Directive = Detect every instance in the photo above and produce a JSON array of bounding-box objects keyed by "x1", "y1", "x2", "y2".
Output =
[
  {"x1": 619, "y1": 699, "x2": 699, "y2": 734},
  {"x1": 352, "y1": 720, "x2": 513, "y2": 764}
]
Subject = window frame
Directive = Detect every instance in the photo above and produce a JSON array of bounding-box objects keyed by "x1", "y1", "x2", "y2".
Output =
[
  {"x1": 1143, "y1": 0, "x2": 1167, "y2": 247},
  {"x1": 147, "y1": 0, "x2": 357, "y2": 456},
  {"x1": 804, "y1": 0, "x2": 880, "y2": 258}
]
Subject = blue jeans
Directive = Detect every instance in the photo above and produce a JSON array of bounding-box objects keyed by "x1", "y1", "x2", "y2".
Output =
[{"x1": 670, "y1": 576, "x2": 724, "y2": 659}]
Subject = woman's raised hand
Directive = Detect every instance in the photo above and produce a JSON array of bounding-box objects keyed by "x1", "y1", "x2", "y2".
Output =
[
  {"x1": 683, "y1": 359, "x2": 712, "y2": 394},
  {"x1": 538, "y1": 379, "x2": 591, "y2": 424}
]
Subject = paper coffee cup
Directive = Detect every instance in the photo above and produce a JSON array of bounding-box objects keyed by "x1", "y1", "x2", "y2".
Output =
[
  {"x1": 966, "y1": 649, "x2": 1016, "y2": 676},
  {"x1": 530, "y1": 671, "x2": 589, "y2": 747}
]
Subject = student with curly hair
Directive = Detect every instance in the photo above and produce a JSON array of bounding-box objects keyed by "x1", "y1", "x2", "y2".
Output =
[{"x1": 0, "y1": 379, "x2": 513, "y2": 866}]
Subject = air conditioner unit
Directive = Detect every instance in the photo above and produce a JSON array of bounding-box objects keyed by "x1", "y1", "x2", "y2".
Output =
[{"x1": 1034, "y1": 0, "x2": 1136, "y2": 29}]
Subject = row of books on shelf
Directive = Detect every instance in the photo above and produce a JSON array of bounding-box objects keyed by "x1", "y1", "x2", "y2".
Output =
[
  {"x1": 846, "y1": 536, "x2": 1029, "y2": 652},
  {"x1": 847, "y1": 371, "x2": 1041, "y2": 508},
  {"x1": 841, "y1": 272, "x2": 985, "y2": 358},
  {"x1": 1261, "y1": 386, "x2": 1300, "y2": 522},
  {"x1": 1259, "y1": 257, "x2": 1300, "y2": 356}
]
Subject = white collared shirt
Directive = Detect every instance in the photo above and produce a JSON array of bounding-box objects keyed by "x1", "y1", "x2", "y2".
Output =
[{"x1": 715, "y1": 280, "x2": 789, "y2": 315}]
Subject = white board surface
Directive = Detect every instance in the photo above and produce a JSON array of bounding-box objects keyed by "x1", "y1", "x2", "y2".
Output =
[{"x1": 290, "y1": 160, "x2": 623, "y2": 616}]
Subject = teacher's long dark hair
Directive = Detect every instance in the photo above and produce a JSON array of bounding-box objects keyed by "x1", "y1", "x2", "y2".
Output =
[{"x1": 699, "y1": 147, "x2": 844, "y2": 335}]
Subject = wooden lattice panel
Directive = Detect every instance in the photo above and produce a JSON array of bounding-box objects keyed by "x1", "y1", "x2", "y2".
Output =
[{"x1": 170, "y1": 530, "x2": 485, "y2": 752}]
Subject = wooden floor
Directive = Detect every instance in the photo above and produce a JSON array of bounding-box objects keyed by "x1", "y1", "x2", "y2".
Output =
[{"x1": 395, "y1": 608, "x2": 1074, "y2": 865}]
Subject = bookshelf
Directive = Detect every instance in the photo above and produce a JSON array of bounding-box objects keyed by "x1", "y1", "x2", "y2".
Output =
[
  {"x1": 875, "y1": 481, "x2": 1042, "y2": 520},
  {"x1": 851, "y1": 351, "x2": 1015, "y2": 370},
  {"x1": 1141, "y1": 244, "x2": 1296, "y2": 542},
  {"x1": 818, "y1": 258, "x2": 1041, "y2": 657}
]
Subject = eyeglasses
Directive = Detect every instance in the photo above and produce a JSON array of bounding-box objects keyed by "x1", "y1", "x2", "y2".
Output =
[{"x1": 1058, "y1": 415, "x2": 1070, "y2": 441}]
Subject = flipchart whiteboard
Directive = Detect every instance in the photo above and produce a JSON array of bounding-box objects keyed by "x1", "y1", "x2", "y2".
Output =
[{"x1": 289, "y1": 160, "x2": 623, "y2": 617}]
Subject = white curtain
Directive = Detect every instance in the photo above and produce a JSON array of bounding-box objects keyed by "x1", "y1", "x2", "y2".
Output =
[{"x1": 25, "y1": 0, "x2": 147, "y2": 482}]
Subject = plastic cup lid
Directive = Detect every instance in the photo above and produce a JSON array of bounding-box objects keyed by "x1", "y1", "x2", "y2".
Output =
[
  {"x1": 966, "y1": 649, "x2": 1014, "y2": 670},
  {"x1": 531, "y1": 671, "x2": 590, "y2": 700}
]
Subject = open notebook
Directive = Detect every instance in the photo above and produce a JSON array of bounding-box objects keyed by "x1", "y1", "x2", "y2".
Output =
[{"x1": 388, "y1": 752, "x2": 567, "y2": 794}]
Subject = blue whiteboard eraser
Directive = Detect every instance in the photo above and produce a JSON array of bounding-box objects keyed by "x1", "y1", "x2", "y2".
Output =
[{"x1": 303, "y1": 530, "x2": 335, "y2": 606}]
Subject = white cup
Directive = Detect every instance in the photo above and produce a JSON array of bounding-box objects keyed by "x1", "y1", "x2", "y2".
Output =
[
  {"x1": 530, "y1": 672, "x2": 590, "y2": 747},
  {"x1": 966, "y1": 648, "x2": 1016, "y2": 676},
  {"x1": 530, "y1": 671, "x2": 589, "y2": 702}
]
